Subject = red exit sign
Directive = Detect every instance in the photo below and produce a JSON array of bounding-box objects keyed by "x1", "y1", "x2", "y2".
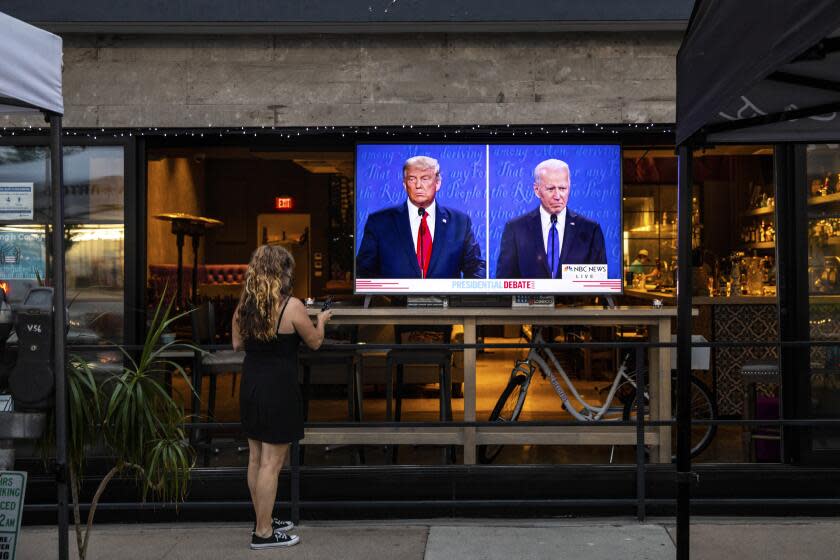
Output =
[{"x1": 275, "y1": 197, "x2": 294, "y2": 210}]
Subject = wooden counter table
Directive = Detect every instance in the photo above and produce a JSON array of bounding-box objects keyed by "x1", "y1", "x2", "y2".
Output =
[{"x1": 308, "y1": 306, "x2": 678, "y2": 464}]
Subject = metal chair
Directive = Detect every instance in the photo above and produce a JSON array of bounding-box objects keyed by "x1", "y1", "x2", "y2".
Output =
[
  {"x1": 298, "y1": 324, "x2": 363, "y2": 464},
  {"x1": 386, "y1": 325, "x2": 455, "y2": 463},
  {"x1": 191, "y1": 301, "x2": 245, "y2": 462}
]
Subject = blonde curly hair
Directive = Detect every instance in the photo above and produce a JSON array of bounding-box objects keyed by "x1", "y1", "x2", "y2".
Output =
[{"x1": 236, "y1": 244, "x2": 295, "y2": 341}]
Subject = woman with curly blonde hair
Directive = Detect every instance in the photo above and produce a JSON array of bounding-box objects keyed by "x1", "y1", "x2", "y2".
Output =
[{"x1": 232, "y1": 244, "x2": 332, "y2": 549}]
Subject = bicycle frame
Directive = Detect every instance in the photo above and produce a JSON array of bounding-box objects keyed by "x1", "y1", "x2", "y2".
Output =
[{"x1": 523, "y1": 327, "x2": 635, "y2": 422}]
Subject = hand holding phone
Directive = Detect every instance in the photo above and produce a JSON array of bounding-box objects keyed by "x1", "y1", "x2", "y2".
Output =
[{"x1": 317, "y1": 297, "x2": 333, "y2": 326}]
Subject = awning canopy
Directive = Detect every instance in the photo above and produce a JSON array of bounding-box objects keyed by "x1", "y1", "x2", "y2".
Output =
[
  {"x1": 677, "y1": 0, "x2": 840, "y2": 145},
  {"x1": 0, "y1": 10, "x2": 63, "y2": 115}
]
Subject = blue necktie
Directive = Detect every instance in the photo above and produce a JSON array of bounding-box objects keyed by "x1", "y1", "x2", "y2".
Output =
[{"x1": 548, "y1": 214, "x2": 559, "y2": 278}]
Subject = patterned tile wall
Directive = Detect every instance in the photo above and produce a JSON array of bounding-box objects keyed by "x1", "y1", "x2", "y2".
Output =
[{"x1": 713, "y1": 304, "x2": 778, "y2": 416}]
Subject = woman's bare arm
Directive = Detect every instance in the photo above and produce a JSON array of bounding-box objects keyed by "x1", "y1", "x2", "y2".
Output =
[
  {"x1": 231, "y1": 306, "x2": 244, "y2": 351},
  {"x1": 288, "y1": 297, "x2": 332, "y2": 350}
]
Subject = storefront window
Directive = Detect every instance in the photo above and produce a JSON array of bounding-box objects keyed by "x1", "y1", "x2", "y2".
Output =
[
  {"x1": 806, "y1": 143, "x2": 840, "y2": 453},
  {"x1": 621, "y1": 149, "x2": 677, "y2": 289},
  {"x1": 622, "y1": 146, "x2": 780, "y2": 463},
  {"x1": 64, "y1": 146, "x2": 125, "y2": 343},
  {"x1": 0, "y1": 144, "x2": 125, "y2": 343}
]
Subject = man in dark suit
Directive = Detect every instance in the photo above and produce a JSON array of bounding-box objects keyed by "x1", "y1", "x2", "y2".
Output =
[
  {"x1": 356, "y1": 155, "x2": 486, "y2": 279},
  {"x1": 495, "y1": 159, "x2": 606, "y2": 278}
]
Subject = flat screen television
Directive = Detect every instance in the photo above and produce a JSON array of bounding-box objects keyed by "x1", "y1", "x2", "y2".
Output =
[{"x1": 354, "y1": 143, "x2": 622, "y2": 295}]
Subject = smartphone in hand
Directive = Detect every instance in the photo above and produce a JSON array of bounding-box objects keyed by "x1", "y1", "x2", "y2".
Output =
[{"x1": 320, "y1": 296, "x2": 333, "y2": 312}]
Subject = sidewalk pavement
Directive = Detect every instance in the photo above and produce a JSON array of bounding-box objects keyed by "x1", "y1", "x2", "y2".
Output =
[{"x1": 16, "y1": 517, "x2": 840, "y2": 560}]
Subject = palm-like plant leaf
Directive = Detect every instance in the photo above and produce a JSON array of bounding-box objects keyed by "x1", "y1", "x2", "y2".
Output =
[
  {"x1": 55, "y1": 287, "x2": 203, "y2": 560},
  {"x1": 50, "y1": 357, "x2": 103, "y2": 476}
]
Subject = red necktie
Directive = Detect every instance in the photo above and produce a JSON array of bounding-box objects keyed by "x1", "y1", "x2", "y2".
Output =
[{"x1": 416, "y1": 212, "x2": 432, "y2": 278}]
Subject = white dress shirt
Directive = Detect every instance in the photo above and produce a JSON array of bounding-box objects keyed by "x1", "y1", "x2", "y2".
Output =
[
  {"x1": 407, "y1": 199, "x2": 436, "y2": 249},
  {"x1": 540, "y1": 205, "x2": 566, "y2": 258}
]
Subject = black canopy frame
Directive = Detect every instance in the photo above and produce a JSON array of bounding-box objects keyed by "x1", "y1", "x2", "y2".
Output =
[{"x1": 676, "y1": 2, "x2": 840, "y2": 559}]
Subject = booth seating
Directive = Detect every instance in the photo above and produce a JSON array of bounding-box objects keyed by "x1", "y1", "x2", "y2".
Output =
[
  {"x1": 739, "y1": 360, "x2": 781, "y2": 462},
  {"x1": 148, "y1": 264, "x2": 247, "y2": 302}
]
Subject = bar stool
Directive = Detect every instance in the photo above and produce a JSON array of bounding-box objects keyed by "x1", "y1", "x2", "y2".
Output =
[
  {"x1": 386, "y1": 325, "x2": 454, "y2": 463},
  {"x1": 299, "y1": 347, "x2": 360, "y2": 423},
  {"x1": 191, "y1": 302, "x2": 245, "y2": 464},
  {"x1": 298, "y1": 326, "x2": 364, "y2": 464},
  {"x1": 739, "y1": 360, "x2": 781, "y2": 462}
]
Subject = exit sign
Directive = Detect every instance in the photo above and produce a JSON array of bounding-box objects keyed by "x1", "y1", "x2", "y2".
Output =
[{"x1": 275, "y1": 197, "x2": 294, "y2": 210}]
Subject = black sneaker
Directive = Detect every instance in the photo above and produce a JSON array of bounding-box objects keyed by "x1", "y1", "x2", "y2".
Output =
[
  {"x1": 252, "y1": 518, "x2": 295, "y2": 533},
  {"x1": 250, "y1": 530, "x2": 299, "y2": 550}
]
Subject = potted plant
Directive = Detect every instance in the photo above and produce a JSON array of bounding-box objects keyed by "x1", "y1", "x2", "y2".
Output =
[{"x1": 50, "y1": 293, "x2": 199, "y2": 560}]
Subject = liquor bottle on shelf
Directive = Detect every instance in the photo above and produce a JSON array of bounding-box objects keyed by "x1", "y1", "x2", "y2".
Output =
[{"x1": 812, "y1": 178, "x2": 822, "y2": 196}]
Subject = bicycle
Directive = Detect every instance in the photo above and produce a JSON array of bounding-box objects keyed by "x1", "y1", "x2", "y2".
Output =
[{"x1": 479, "y1": 326, "x2": 717, "y2": 464}]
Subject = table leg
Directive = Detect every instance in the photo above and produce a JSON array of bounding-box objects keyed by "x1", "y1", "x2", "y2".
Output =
[
  {"x1": 189, "y1": 352, "x2": 203, "y2": 448},
  {"x1": 650, "y1": 318, "x2": 672, "y2": 463},
  {"x1": 191, "y1": 234, "x2": 201, "y2": 304},
  {"x1": 175, "y1": 230, "x2": 185, "y2": 308},
  {"x1": 463, "y1": 317, "x2": 476, "y2": 464}
]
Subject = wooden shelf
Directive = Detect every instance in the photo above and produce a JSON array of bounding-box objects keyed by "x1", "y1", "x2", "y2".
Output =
[
  {"x1": 744, "y1": 206, "x2": 775, "y2": 216},
  {"x1": 743, "y1": 241, "x2": 776, "y2": 250},
  {"x1": 808, "y1": 192, "x2": 840, "y2": 206},
  {"x1": 624, "y1": 234, "x2": 676, "y2": 240},
  {"x1": 811, "y1": 236, "x2": 840, "y2": 247}
]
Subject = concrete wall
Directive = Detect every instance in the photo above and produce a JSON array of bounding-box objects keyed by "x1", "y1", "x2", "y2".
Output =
[
  {"x1": 147, "y1": 156, "x2": 205, "y2": 265},
  {"x1": 2, "y1": 32, "x2": 679, "y2": 128}
]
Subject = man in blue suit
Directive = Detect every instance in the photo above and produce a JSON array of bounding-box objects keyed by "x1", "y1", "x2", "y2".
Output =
[
  {"x1": 495, "y1": 159, "x2": 606, "y2": 279},
  {"x1": 356, "y1": 155, "x2": 486, "y2": 279}
]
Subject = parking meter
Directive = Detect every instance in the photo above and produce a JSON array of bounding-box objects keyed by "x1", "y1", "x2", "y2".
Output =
[
  {"x1": 0, "y1": 289, "x2": 12, "y2": 343},
  {"x1": 9, "y1": 287, "x2": 55, "y2": 410}
]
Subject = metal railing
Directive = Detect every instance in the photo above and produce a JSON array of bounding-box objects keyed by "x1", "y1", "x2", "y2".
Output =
[{"x1": 51, "y1": 337, "x2": 840, "y2": 528}]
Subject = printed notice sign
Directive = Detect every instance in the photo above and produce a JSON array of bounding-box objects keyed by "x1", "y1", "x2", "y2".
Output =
[
  {"x1": 0, "y1": 184, "x2": 33, "y2": 221},
  {"x1": 0, "y1": 471, "x2": 26, "y2": 560}
]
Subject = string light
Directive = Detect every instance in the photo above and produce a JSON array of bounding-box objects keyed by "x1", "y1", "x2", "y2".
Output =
[{"x1": 0, "y1": 123, "x2": 672, "y2": 140}]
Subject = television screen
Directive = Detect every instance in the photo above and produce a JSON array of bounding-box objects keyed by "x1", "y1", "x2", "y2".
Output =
[{"x1": 355, "y1": 143, "x2": 622, "y2": 295}]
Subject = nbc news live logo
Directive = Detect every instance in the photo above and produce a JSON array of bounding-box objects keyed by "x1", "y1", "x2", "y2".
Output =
[{"x1": 562, "y1": 264, "x2": 608, "y2": 280}]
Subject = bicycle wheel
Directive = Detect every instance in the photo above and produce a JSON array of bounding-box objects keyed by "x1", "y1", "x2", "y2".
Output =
[
  {"x1": 478, "y1": 372, "x2": 530, "y2": 464},
  {"x1": 622, "y1": 375, "x2": 717, "y2": 460}
]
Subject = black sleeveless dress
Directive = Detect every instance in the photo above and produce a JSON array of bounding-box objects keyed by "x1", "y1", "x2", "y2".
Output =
[{"x1": 240, "y1": 298, "x2": 304, "y2": 444}]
